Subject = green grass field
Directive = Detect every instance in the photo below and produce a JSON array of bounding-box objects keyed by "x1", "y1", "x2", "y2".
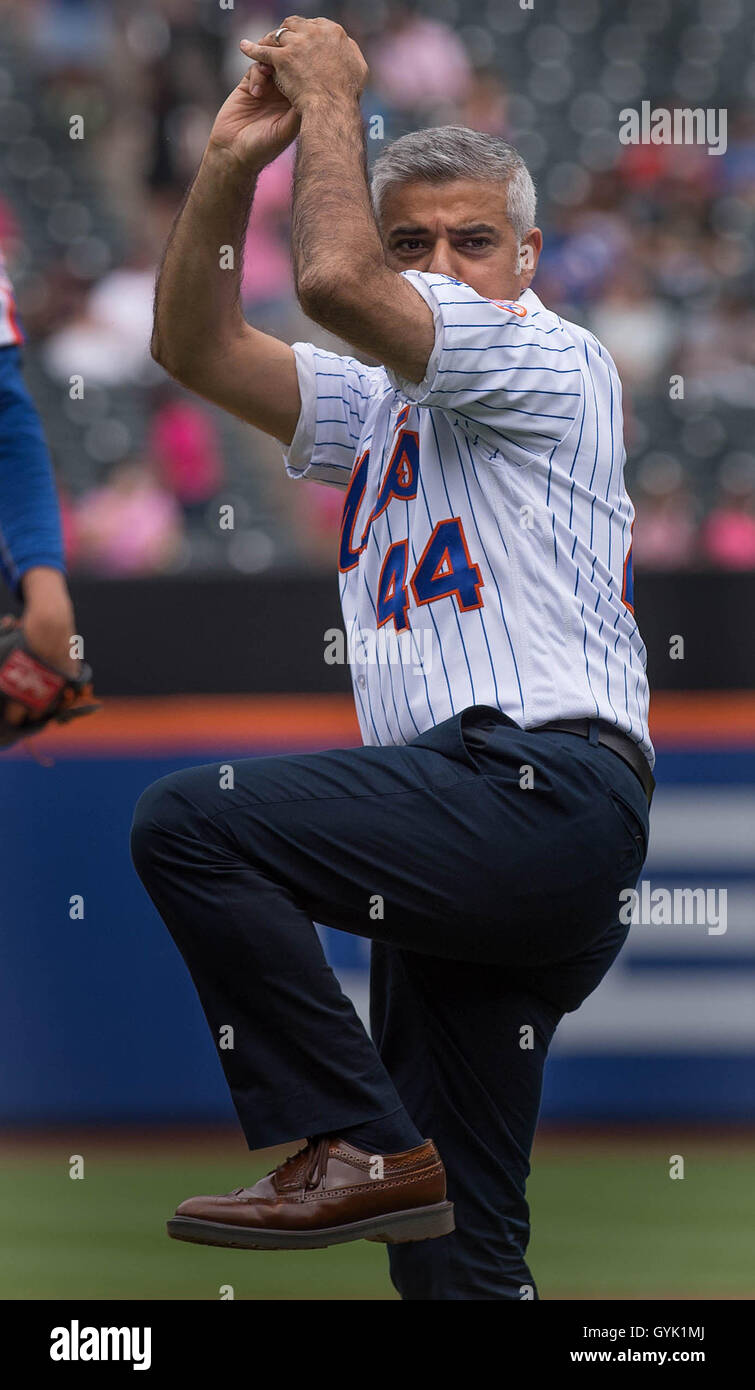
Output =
[{"x1": 2, "y1": 1128, "x2": 753, "y2": 1300}]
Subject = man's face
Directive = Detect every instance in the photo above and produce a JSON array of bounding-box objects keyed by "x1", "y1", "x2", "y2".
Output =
[{"x1": 380, "y1": 177, "x2": 542, "y2": 303}]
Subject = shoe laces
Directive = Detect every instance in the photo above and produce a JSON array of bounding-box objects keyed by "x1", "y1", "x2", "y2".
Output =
[{"x1": 271, "y1": 1135, "x2": 332, "y2": 1190}]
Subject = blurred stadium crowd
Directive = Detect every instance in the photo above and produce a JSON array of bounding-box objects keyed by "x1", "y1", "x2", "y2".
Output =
[{"x1": 1, "y1": 0, "x2": 755, "y2": 576}]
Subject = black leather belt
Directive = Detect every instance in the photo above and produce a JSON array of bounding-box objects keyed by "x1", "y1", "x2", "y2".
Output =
[{"x1": 533, "y1": 718, "x2": 655, "y2": 806}]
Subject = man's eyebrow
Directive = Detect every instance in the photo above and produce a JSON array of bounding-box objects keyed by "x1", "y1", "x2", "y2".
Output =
[
  {"x1": 387, "y1": 225, "x2": 430, "y2": 239},
  {"x1": 387, "y1": 222, "x2": 500, "y2": 239},
  {"x1": 452, "y1": 223, "x2": 500, "y2": 237}
]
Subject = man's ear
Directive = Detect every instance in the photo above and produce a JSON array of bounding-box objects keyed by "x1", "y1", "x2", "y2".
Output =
[{"x1": 518, "y1": 228, "x2": 542, "y2": 287}]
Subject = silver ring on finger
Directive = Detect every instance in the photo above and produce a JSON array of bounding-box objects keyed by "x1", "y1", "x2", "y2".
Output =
[{"x1": 274, "y1": 25, "x2": 288, "y2": 44}]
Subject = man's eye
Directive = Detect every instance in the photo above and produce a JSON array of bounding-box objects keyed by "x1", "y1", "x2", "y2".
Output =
[{"x1": 393, "y1": 237, "x2": 491, "y2": 252}]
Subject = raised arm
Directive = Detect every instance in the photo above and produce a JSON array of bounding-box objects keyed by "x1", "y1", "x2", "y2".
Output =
[
  {"x1": 151, "y1": 39, "x2": 303, "y2": 445},
  {"x1": 240, "y1": 18, "x2": 436, "y2": 386}
]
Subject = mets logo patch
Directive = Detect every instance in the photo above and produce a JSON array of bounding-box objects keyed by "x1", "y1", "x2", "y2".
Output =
[{"x1": 490, "y1": 299, "x2": 528, "y2": 317}]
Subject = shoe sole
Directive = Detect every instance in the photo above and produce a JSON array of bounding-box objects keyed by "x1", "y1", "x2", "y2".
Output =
[{"x1": 166, "y1": 1200, "x2": 455, "y2": 1250}]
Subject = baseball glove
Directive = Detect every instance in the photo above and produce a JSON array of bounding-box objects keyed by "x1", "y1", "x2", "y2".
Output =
[{"x1": 0, "y1": 617, "x2": 99, "y2": 748}]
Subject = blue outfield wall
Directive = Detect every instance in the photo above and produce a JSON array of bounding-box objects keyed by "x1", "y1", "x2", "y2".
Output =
[{"x1": 1, "y1": 742, "x2": 753, "y2": 1126}]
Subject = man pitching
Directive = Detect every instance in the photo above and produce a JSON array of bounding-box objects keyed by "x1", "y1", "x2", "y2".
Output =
[{"x1": 131, "y1": 17, "x2": 653, "y2": 1300}]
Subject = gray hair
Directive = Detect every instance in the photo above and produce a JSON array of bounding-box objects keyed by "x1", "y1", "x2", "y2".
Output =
[{"x1": 370, "y1": 126, "x2": 536, "y2": 243}]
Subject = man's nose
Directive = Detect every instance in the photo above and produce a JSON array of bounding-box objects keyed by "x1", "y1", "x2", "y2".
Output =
[{"x1": 427, "y1": 242, "x2": 457, "y2": 277}]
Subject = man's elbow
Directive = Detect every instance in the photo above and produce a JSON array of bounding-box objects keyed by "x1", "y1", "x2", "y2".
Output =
[
  {"x1": 150, "y1": 327, "x2": 166, "y2": 368},
  {"x1": 297, "y1": 270, "x2": 361, "y2": 334},
  {"x1": 150, "y1": 324, "x2": 174, "y2": 373},
  {"x1": 296, "y1": 271, "x2": 335, "y2": 318},
  {"x1": 150, "y1": 326, "x2": 196, "y2": 388}
]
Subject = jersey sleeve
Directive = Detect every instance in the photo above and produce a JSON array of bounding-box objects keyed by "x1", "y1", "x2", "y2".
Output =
[
  {"x1": 281, "y1": 341, "x2": 384, "y2": 489},
  {"x1": 383, "y1": 270, "x2": 584, "y2": 465},
  {"x1": 0, "y1": 344, "x2": 66, "y2": 594},
  {"x1": 0, "y1": 250, "x2": 24, "y2": 348}
]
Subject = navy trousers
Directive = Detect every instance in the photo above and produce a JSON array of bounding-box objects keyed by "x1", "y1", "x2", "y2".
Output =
[{"x1": 130, "y1": 704, "x2": 649, "y2": 1300}]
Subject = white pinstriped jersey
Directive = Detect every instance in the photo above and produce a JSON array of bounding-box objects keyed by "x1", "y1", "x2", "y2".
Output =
[
  {"x1": 282, "y1": 270, "x2": 653, "y2": 767},
  {"x1": 0, "y1": 250, "x2": 23, "y2": 347}
]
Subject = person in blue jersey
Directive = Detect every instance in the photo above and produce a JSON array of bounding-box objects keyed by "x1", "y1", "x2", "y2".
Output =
[{"x1": 0, "y1": 249, "x2": 95, "y2": 740}]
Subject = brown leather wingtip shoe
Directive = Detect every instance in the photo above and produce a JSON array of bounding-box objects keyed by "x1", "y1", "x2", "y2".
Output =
[{"x1": 166, "y1": 1136, "x2": 455, "y2": 1250}]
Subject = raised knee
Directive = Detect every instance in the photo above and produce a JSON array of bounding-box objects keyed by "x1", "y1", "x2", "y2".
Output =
[{"x1": 130, "y1": 774, "x2": 186, "y2": 877}]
